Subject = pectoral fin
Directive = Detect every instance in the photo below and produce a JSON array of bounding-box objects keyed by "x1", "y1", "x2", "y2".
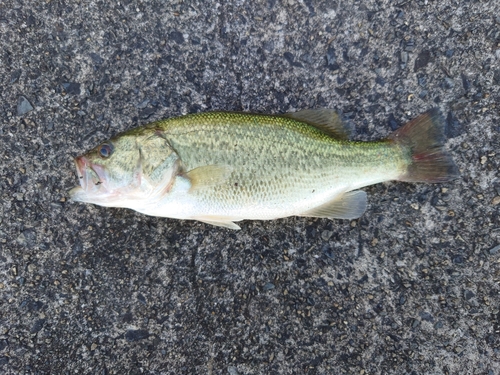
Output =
[
  {"x1": 185, "y1": 165, "x2": 233, "y2": 192},
  {"x1": 284, "y1": 109, "x2": 352, "y2": 140},
  {"x1": 300, "y1": 190, "x2": 367, "y2": 219}
]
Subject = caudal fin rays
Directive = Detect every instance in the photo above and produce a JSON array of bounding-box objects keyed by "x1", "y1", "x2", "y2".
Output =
[{"x1": 390, "y1": 109, "x2": 459, "y2": 183}]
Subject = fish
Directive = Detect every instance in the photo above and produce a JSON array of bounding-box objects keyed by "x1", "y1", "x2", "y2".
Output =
[{"x1": 69, "y1": 108, "x2": 459, "y2": 230}]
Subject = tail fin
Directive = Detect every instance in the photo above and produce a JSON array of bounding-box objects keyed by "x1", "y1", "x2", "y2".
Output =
[{"x1": 390, "y1": 109, "x2": 459, "y2": 183}]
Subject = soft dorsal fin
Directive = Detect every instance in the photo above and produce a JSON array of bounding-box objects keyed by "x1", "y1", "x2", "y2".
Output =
[
  {"x1": 284, "y1": 109, "x2": 352, "y2": 140},
  {"x1": 300, "y1": 190, "x2": 367, "y2": 219},
  {"x1": 185, "y1": 165, "x2": 233, "y2": 192}
]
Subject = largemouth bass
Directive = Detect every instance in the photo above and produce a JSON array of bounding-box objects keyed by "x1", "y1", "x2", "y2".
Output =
[{"x1": 69, "y1": 109, "x2": 458, "y2": 229}]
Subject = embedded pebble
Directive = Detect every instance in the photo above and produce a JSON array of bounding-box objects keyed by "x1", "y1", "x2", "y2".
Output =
[
  {"x1": 263, "y1": 282, "x2": 275, "y2": 291},
  {"x1": 125, "y1": 330, "x2": 149, "y2": 342},
  {"x1": 489, "y1": 245, "x2": 500, "y2": 255},
  {"x1": 17, "y1": 96, "x2": 33, "y2": 115},
  {"x1": 321, "y1": 230, "x2": 333, "y2": 241}
]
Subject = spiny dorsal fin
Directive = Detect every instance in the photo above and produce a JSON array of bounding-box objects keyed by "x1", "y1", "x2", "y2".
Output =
[
  {"x1": 185, "y1": 165, "x2": 233, "y2": 192},
  {"x1": 284, "y1": 109, "x2": 352, "y2": 140},
  {"x1": 300, "y1": 190, "x2": 367, "y2": 219}
]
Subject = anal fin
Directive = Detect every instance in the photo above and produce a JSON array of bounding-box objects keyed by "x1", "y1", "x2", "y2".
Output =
[
  {"x1": 300, "y1": 190, "x2": 367, "y2": 220},
  {"x1": 197, "y1": 219, "x2": 241, "y2": 230}
]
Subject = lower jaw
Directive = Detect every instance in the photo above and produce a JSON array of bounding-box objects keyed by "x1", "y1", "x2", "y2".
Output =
[{"x1": 68, "y1": 186, "x2": 85, "y2": 201}]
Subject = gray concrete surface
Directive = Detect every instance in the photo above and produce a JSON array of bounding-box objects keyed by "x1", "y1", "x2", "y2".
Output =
[{"x1": 1, "y1": 0, "x2": 499, "y2": 374}]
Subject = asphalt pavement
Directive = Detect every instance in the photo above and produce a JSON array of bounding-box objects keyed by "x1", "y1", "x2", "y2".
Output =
[{"x1": 0, "y1": 0, "x2": 499, "y2": 374}]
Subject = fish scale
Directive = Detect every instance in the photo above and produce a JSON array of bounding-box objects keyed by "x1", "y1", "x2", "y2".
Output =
[{"x1": 151, "y1": 112, "x2": 401, "y2": 218}]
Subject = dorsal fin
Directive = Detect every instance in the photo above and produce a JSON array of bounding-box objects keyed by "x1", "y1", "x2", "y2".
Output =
[{"x1": 284, "y1": 109, "x2": 352, "y2": 140}]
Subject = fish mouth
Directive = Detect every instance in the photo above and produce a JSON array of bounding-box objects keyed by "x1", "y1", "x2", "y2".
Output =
[{"x1": 69, "y1": 156, "x2": 107, "y2": 200}]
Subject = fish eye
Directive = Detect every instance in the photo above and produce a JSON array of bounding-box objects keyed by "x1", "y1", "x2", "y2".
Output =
[{"x1": 99, "y1": 143, "x2": 114, "y2": 158}]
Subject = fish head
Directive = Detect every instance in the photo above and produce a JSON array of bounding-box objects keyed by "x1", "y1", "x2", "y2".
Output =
[{"x1": 69, "y1": 129, "x2": 179, "y2": 207}]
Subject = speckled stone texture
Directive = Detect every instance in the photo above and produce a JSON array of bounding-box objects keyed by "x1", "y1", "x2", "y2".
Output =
[{"x1": 0, "y1": 0, "x2": 499, "y2": 374}]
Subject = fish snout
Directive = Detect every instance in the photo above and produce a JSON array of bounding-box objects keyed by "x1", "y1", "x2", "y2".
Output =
[
  {"x1": 74, "y1": 155, "x2": 90, "y2": 190},
  {"x1": 73, "y1": 155, "x2": 106, "y2": 190},
  {"x1": 75, "y1": 155, "x2": 88, "y2": 173}
]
